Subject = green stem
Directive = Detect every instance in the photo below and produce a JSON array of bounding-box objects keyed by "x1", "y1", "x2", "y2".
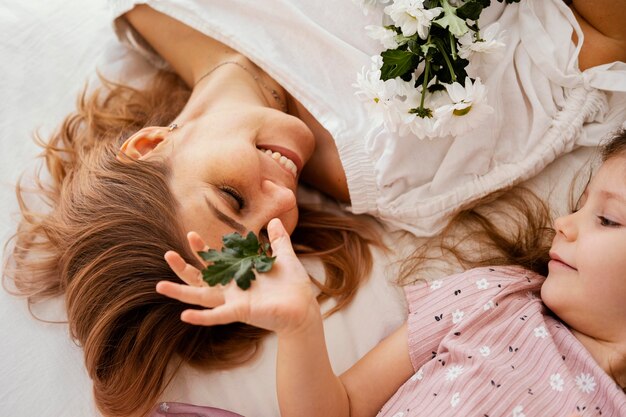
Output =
[
  {"x1": 434, "y1": 38, "x2": 456, "y2": 82},
  {"x1": 420, "y1": 56, "x2": 431, "y2": 111},
  {"x1": 449, "y1": 31, "x2": 457, "y2": 60}
]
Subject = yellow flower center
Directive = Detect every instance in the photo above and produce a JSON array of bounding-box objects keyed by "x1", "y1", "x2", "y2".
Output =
[{"x1": 453, "y1": 104, "x2": 472, "y2": 116}]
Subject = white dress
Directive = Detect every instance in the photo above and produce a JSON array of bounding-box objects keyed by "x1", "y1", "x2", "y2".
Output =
[{"x1": 109, "y1": 0, "x2": 626, "y2": 236}]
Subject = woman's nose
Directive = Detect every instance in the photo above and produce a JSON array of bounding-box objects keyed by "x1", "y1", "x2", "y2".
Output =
[
  {"x1": 554, "y1": 212, "x2": 577, "y2": 241},
  {"x1": 259, "y1": 180, "x2": 298, "y2": 230}
]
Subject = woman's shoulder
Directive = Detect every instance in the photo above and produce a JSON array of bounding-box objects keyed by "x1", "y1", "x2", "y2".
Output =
[{"x1": 569, "y1": 0, "x2": 626, "y2": 70}]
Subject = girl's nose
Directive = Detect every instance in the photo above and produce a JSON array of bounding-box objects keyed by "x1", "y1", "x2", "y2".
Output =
[{"x1": 554, "y1": 212, "x2": 578, "y2": 241}]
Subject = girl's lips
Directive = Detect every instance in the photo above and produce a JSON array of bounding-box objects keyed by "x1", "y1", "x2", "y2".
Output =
[
  {"x1": 549, "y1": 253, "x2": 577, "y2": 270},
  {"x1": 256, "y1": 144, "x2": 304, "y2": 174}
]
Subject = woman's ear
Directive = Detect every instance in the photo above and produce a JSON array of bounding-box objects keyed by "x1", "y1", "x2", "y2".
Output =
[{"x1": 117, "y1": 126, "x2": 170, "y2": 161}]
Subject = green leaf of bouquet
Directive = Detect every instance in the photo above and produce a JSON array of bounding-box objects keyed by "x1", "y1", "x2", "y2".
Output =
[
  {"x1": 434, "y1": 1, "x2": 469, "y2": 37},
  {"x1": 380, "y1": 49, "x2": 417, "y2": 81},
  {"x1": 456, "y1": 0, "x2": 484, "y2": 20}
]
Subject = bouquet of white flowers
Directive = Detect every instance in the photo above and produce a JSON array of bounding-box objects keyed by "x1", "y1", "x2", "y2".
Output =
[{"x1": 354, "y1": 0, "x2": 519, "y2": 139}]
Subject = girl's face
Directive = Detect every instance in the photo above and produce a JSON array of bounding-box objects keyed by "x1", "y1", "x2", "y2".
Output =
[
  {"x1": 542, "y1": 156, "x2": 626, "y2": 342},
  {"x1": 160, "y1": 106, "x2": 316, "y2": 248}
]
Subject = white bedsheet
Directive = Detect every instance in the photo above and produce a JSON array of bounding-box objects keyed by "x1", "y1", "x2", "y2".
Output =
[{"x1": 0, "y1": 1, "x2": 617, "y2": 417}]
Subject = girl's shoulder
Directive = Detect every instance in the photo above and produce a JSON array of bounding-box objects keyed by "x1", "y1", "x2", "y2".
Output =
[{"x1": 405, "y1": 266, "x2": 543, "y2": 298}]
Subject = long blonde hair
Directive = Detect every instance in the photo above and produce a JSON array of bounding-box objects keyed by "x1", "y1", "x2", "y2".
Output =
[{"x1": 3, "y1": 71, "x2": 379, "y2": 417}]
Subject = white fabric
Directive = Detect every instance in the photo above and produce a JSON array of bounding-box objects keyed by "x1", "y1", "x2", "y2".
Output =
[
  {"x1": 110, "y1": 0, "x2": 626, "y2": 237},
  {"x1": 0, "y1": 1, "x2": 621, "y2": 416}
]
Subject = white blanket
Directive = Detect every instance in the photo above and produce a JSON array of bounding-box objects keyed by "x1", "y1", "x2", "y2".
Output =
[{"x1": 0, "y1": 1, "x2": 618, "y2": 416}]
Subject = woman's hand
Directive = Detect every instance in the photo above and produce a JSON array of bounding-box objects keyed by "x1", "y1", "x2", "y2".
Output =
[{"x1": 156, "y1": 218, "x2": 320, "y2": 335}]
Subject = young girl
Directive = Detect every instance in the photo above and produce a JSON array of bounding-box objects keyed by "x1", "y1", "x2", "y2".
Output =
[{"x1": 157, "y1": 128, "x2": 626, "y2": 416}]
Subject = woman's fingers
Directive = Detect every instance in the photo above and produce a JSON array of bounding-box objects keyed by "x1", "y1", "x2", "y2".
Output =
[
  {"x1": 267, "y1": 218, "x2": 307, "y2": 275},
  {"x1": 181, "y1": 304, "x2": 245, "y2": 327},
  {"x1": 156, "y1": 280, "x2": 224, "y2": 307},
  {"x1": 187, "y1": 231, "x2": 208, "y2": 252},
  {"x1": 164, "y1": 250, "x2": 206, "y2": 287},
  {"x1": 267, "y1": 218, "x2": 297, "y2": 259}
]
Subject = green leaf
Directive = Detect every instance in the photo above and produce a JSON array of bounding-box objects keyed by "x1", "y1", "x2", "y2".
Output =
[
  {"x1": 456, "y1": 1, "x2": 484, "y2": 21},
  {"x1": 198, "y1": 231, "x2": 276, "y2": 290},
  {"x1": 380, "y1": 49, "x2": 417, "y2": 81},
  {"x1": 433, "y1": 1, "x2": 469, "y2": 37}
]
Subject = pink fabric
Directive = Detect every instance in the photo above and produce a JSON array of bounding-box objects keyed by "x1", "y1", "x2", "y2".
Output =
[
  {"x1": 149, "y1": 402, "x2": 244, "y2": 417},
  {"x1": 379, "y1": 266, "x2": 626, "y2": 416}
]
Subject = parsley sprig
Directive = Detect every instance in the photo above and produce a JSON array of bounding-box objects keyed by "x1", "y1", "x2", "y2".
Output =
[{"x1": 198, "y1": 231, "x2": 275, "y2": 290}]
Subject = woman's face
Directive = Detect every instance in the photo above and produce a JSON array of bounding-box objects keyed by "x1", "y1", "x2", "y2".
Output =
[
  {"x1": 158, "y1": 106, "x2": 316, "y2": 248},
  {"x1": 542, "y1": 156, "x2": 626, "y2": 343}
]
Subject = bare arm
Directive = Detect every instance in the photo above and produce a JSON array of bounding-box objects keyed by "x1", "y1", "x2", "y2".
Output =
[
  {"x1": 123, "y1": 5, "x2": 238, "y2": 87},
  {"x1": 156, "y1": 219, "x2": 413, "y2": 417}
]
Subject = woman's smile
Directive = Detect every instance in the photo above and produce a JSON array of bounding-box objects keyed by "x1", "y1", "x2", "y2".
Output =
[{"x1": 257, "y1": 146, "x2": 299, "y2": 178}]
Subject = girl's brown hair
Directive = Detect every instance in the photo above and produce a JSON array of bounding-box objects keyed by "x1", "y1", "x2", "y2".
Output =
[
  {"x1": 400, "y1": 127, "x2": 626, "y2": 285},
  {"x1": 3, "y1": 70, "x2": 378, "y2": 417},
  {"x1": 399, "y1": 186, "x2": 555, "y2": 285}
]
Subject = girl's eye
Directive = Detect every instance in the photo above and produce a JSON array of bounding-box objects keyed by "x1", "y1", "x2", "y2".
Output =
[
  {"x1": 220, "y1": 185, "x2": 245, "y2": 211},
  {"x1": 598, "y1": 216, "x2": 621, "y2": 227}
]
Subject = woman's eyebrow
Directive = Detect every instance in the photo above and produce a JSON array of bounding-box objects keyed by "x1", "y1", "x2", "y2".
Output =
[{"x1": 204, "y1": 195, "x2": 247, "y2": 234}]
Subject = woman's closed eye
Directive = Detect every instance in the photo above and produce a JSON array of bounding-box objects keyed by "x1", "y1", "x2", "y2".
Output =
[
  {"x1": 598, "y1": 215, "x2": 621, "y2": 227},
  {"x1": 219, "y1": 185, "x2": 246, "y2": 211}
]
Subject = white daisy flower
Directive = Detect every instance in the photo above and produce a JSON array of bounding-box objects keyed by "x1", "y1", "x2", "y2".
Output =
[
  {"x1": 534, "y1": 326, "x2": 548, "y2": 339},
  {"x1": 458, "y1": 23, "x2": 506, "y2": 77},
  {"x1": 479, "y1": 346, "x2": 491, "y2": 357},
  {"x1": 410, "y1": 367, "x2": 424, "y2": 381},
  {"x1": 384, "y1": 0, "x2": 443, "y2": 38},
  {"x1": 365, "y1": 25, "x2": 400, "y2": 49},
  {"x1": 512, "y1": 405, "x2": 526, "y2": 417},
  {"x1": 434, "y1": 77, "x2": 494, "y2": 137},
  {"x1": 476, "y1": 278, "x2": 489, "y2": 290},
  {"x1": 575, "y1": 373, "x2": 596, "y2": 394},
  {"x1": 445, "y1": 365, "x2": 464, "y2": 381},
  {"x1": 430, "y1": 279, "x2": 443, "y2": 290},
  {"x1": 452, "y1": 309, "x2": 464, "y2": 324},
  {"x1": 450, "y1": 392, "x2": 461, "y2": 408},
  {"x1": 483, "y1": 300, "x2": 495, "y2": 311},
  {"x1": 549, "y1": 373, "x2": 564, "y2": 392},
  {"x1": 396, "y1": 86, "x2": 445, "y2": 139},
  {"x1": 354, "y1": 62, "x2": 407, "y2": 132}
]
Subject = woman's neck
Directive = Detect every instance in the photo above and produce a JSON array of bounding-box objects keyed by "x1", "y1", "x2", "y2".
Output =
[
  {"x1": 571, "y1": 328, "x2": 626, "y2": 390},
  {"x1": 178, "y1": 55, "x2": 288, "y2": 120}
]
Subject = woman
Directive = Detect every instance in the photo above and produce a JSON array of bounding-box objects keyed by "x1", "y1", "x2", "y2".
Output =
[
  {"x1": 7, "y1": 6, "x2": 383, "y2": 417},
  {"x1": 5, "y1": 0, "x2": 626, "y2": 416}
]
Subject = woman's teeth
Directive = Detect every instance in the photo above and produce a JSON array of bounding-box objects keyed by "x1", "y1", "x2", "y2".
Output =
[{"x1": 259, "y1": 148, "x2": 298, "y2": 177}]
